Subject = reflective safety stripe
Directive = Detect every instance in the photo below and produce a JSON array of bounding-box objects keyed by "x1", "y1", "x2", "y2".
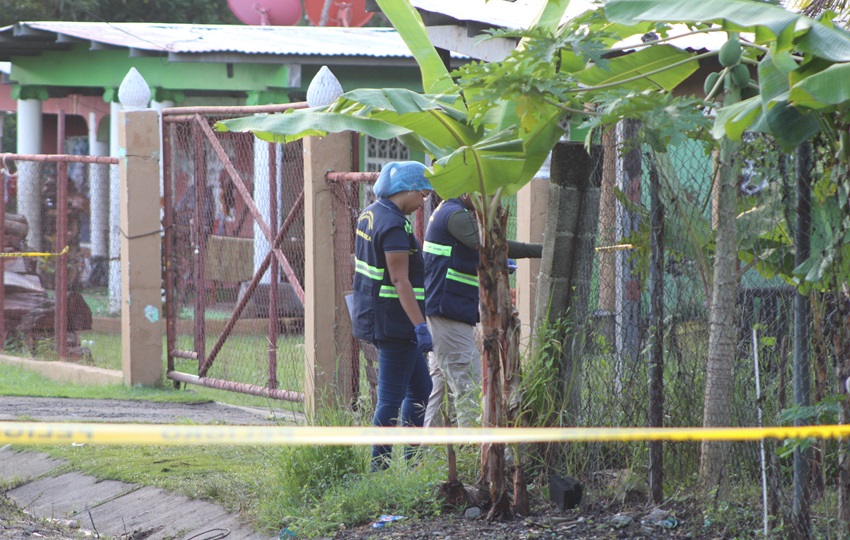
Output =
[
  {"x1": 423, "y1": 241, "x2": 452, "y2": 257},
  {"x1": 355, "y1": 259, "x2": 384, "y2": 281},
  {"x1": 379, "y1": 285, "x2": 425, "y2": 300},
  {"x1": 446, "y1": 268, "x2": 478, "y2": 287}
]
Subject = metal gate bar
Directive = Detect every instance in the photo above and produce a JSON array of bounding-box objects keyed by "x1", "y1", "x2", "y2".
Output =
[{"x1": 194, "y1": 115, "x2": 305, "y2": 303}]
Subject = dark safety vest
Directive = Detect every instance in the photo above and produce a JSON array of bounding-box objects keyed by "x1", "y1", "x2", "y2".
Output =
[
  {"x1": 351, "y1": 198, "x2": 425, "y2": 343},
  {"x1": 423, "y1": 198, "x2": 480, "y2": 325}
]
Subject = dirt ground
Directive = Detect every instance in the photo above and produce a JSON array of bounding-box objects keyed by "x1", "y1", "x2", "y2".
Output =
[
  {"x1": 0, "y1": 396, "x2": 727, "y2": 540},
  {"x1": 331, "y1": 494, "x2": 713, "y2": 540}
]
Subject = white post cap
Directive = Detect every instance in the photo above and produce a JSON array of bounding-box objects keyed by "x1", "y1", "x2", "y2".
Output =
[{"x1": 118, "y1": 67, "x2": 151, "y2": 111}]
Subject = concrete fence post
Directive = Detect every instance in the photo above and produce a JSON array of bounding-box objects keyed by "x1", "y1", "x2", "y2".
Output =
[
  {"x1": 304, "y1": 132, "x2": 354, "y2": 416},
  {"x1": 532, "y1": 141, "x2": 603, "y2": 418},
  {"x1": 516, "y1": 177, "x2": 548, "y2": 346},
  {"x1": 118, "y1": 69, "x2": 163, "y2": 386}
]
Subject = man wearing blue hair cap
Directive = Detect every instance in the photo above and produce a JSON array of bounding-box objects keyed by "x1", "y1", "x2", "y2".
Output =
[{"x1": 350, "y1": 160, "x2": 434, "y2": 471}]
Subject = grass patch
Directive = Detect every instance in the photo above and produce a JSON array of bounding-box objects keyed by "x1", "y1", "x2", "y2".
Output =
[
  {"x1": 18, "y1": 394, "x2": 448, "y2": 538},
  {"x1": 0, "y1": 363, "x2": 207, "y2": 403},
  {"x1": 29, "y1": 440, "x2": 448, "y2": 536},
  {"x1": 0, "y1": 361, "x2": 306, "y2": 414},
  {"x1": 258, "y1": 447, "x2": 444, "y2": 537}
]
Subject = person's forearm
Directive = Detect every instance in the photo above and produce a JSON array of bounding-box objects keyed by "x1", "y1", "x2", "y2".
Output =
[
  {"x1": 507, "y1": 240, "x2": 543, "y2": 259},
  {"x1": 447, "y1": 209, "x2": 542, "y2": 258}
]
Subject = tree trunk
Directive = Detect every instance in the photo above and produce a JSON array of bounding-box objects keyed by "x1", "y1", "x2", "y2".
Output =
[
  {"x1": 698, "y1": 136, "x2": 739, "y2": 495},
  {"x1": 792, "y1": 141, "x2": 813, "y2": 539},
  {"x1": 477, "y1": 196, "x2": 517, "y2": 519},
  {"x1": 836, "y1": 286, "x2": 850, "y2": 534}
]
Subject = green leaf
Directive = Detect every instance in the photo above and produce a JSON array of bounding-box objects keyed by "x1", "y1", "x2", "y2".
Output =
[
  {"x1": 757, "y1": 51, "x2": 789, "y2": 103},
  {"x1": 218, "y1": 88, "x2": 481, "y2": 156},
  {"x1": 712, "y1": 95, "x2": 763, "y2": 141},
  {"x1": 604, "y1": 0, "x2": 799, "y2": 43},
  {"x1": 517, "y1": 113, "x2": 566, "y2": 182},
  {"x1": 532, "y1": 0, "x2": 573, "y2": 33},
  {"x1": 790, "y1": 62, "x2": 850, "y2": 110},
  {"x1": 430, "y1": 137, "x2": 527, "y2": 198},
  {"x1": 575, "y1": 44, "x2": 698, "y2": 91},
  {"x1": 215, "y1": 111, "x2": 411, "y2": 144},
  {"x1": 797, "y1": 19, "x2": 850, "y2": 62},
  {"x1": 763, "y1": 100, "x2": 821, "y2": 151},
  {"x1": 604, "y1": 0, "x2": 850, "y2": 59},
  {"x1": 375, "y1": 0, "x2": 457, "y2": 95},
  {"x1": 757, "y1": 53, "x2": 822, "y2": 150}
]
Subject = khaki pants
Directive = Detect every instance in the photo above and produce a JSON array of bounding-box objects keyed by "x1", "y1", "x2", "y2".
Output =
[{"x1": 423, "y1": 315, "x2": 481, "y2": 428}]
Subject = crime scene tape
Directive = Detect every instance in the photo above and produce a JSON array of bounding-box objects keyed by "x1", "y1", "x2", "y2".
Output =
[
  {"x1": 0, "y1": 246, "x2": 69, "y2": 258},
  {"x1": 2, "y1": 423, "x2": 850, "y2": 446},
  {"x1": 595, "y1": 243, "x2": 634, "y2": 252}
]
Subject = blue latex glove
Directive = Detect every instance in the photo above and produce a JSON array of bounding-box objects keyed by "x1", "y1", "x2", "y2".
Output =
[
  {"x1": 414, "y1": 323, "x2": 433, "y2": 354},
  {"x1": 507, "y1": 258, "x2": 517, "y2": 274}
]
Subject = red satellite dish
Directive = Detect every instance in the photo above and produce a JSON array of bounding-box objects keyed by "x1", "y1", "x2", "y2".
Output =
[
  {"x1": 228, "y1": 0, "x2": 303, "y2": 26},
  {"x1": 304, "y1": 0, "x2": 374, "y2": 27}
]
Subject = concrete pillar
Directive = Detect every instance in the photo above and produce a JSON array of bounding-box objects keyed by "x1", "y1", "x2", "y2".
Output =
[
  {"x1": 108, "y1": 100, "x2": 123, "y2": 313},
  {"x1": 16, "y1": 98, "x2": 43, "y2": 251},
  {"x1": 118, "y1": 109, "x2": 162, "y2": 386},
  {"x1": 533, "y1": 141, "x2": 603, "y2": 418},
  {"x1": 253, "y1": 141, "x2": 274, "y2": 284},
  {"x1": 152, "y1": 100, "x2": 174, "y2": 201},
  {"x1": 516, "y1": 177, "x2": 548, "y2": 345},
  {"x1": 303, "y1": 132, "x2": 353, "y2": 416},
  {"x1": 88, "y1": 112, "x2": 109, "y2": 263}
]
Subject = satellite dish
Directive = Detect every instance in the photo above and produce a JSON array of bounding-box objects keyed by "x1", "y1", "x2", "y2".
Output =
[
  {"x1": 304, "y1": 0, "x2": 374, "y2": 27},
  {"x1": 228, "y1": 0, "x2": 303, "y2": 26}
]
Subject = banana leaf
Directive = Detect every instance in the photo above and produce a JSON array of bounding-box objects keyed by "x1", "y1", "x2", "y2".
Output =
[
  {"x1": 215, "y1": 111, "x2": 411, "y2": 144},
  {"x1": 790, "y1": 62, "x2": 850, "y2": 110},
  {"x1": 603, "y1": 0, "x2": 850, "y2": 89},
  {"x1": 758, "y1": 53, "x2": 822, "y2": 150},
  {"x1": 575, "y1": 44, "x2": 698, "y2": 91},
  {"x1": 430, "y1": 134, "x2": 528, "y2": 198},
  {"x1": 375, "y1": 0, "x2": 457, "y2": 96},
  {"x1": 217, "y1": 88, "x2": 479, "y2": 154}
]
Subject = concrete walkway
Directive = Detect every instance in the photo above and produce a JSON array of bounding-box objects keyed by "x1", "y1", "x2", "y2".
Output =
[{"x1": 0, "y1": 447, "x2": 268, "y2": 540}]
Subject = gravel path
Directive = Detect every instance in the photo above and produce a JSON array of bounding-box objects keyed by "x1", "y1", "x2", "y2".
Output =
[{"x1": 0, "y1": 396, "x2": 302, "y2": 425}]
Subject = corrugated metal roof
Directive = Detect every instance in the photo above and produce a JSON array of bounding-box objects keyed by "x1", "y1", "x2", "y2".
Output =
[
  {"x1": 3, "y1": 22, "x2": 420, "y2": 59},
  {"x1": 410, "y1": 0, "x2": 598, "y2": 30}
]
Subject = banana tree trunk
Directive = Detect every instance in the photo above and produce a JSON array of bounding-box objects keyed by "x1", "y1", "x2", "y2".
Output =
[{"x1": 477, "y1": 196, "x2": 527, "y2": 518}]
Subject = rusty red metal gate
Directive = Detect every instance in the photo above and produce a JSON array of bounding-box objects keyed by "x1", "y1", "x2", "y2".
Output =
[{"x1": 161, "y1": 104, "x2": 308, "y2": 402}]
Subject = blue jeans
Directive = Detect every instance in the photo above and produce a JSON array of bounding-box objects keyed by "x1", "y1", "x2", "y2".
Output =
[{"x1": 371, "y1": 339, "x2": 432, "y2": 469}]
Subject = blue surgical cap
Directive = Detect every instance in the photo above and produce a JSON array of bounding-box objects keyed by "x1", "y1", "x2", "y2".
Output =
[{"x1": 373, "y1": 161, "x2": 431, "y2": 198}]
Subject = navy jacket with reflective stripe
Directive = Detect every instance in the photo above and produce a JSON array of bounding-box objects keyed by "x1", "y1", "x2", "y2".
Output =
[
  {"x1": 351, "y1": 199, "x2": 425, "y2": 343},
  {"x1": 423, "y1": 198, "x2": 480, "y2": 325}
]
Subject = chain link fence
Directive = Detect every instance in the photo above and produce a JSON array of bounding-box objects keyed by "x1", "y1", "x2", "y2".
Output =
[
  {"x1": 163, "y1": 107, "x2": 306, "y2": 401},
  {"x1": 539, "y1": 124, "x2": 835, "y2": 534},
  {"x1": 0, "y1": 152, "x2": 117, "y2": 367}
]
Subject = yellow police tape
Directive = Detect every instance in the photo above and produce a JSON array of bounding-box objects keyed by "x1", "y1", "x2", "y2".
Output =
[
  {"x1": 595, "y1": 243, "x2": 634, "y2": 252},
  {"x1": 0, "y1": 246, "x2": 69, "y2": 258},
  {"x1": 2, "y1": 423, "x2": 850, "y2": 446}
]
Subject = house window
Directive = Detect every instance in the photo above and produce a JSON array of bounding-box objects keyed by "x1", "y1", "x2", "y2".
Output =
[{"x1": 364, "y1": 136, "x2": 409, "y2": 172}]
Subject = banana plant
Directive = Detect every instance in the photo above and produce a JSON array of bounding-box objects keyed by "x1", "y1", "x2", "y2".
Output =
[{"x1": 215, "y1": 0, "x2": 708, "y2": 517}]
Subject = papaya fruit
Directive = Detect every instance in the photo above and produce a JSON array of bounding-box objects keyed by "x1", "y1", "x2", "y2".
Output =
[
  {"x1": 719, "y1": 38, "x2": 742, "y2": 67},
  {"x1": 730, "y1": 64, "x2": 749, "y2": 88},
  {"x1": 703, "y1": 72, "x2": 721, "y2": 96}
]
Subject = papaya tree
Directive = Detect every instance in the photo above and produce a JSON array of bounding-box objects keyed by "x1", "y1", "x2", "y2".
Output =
[{"x1": 602, "y1": 0, "x2": 850, "y2": 515}]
